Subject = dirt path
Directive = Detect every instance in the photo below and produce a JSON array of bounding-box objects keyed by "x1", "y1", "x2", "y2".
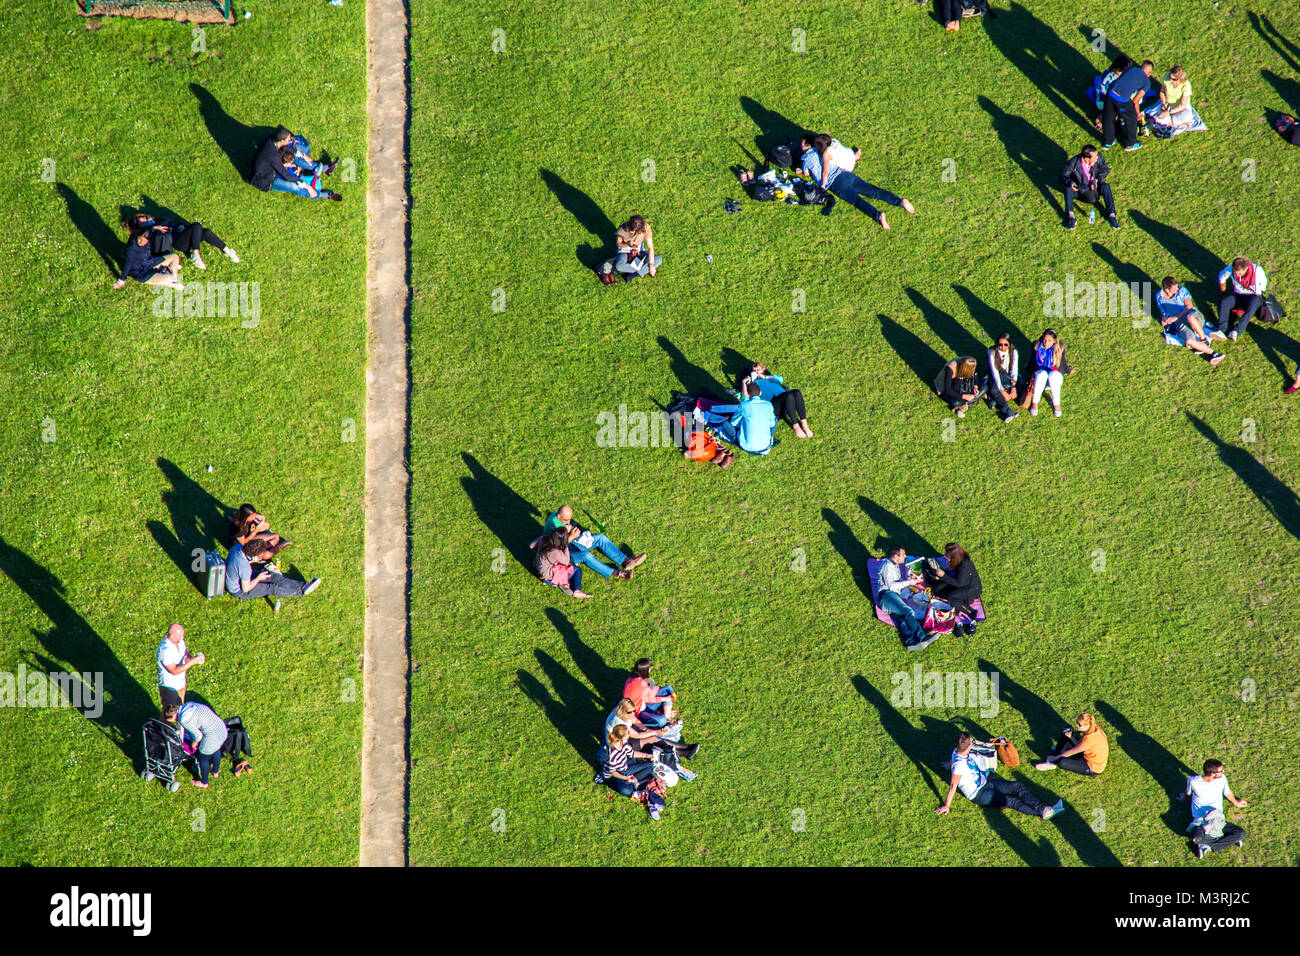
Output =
[{"x1": 360, "y1": 0, "x2": 411, "y2": 868}]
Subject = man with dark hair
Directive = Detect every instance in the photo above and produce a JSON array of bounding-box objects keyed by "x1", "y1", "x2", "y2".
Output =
[
  {"x1": 1061, "y1": 145, "x2": 1118, "y2": 231},
  {"x1": 250, "y1": 125, "x2": 341, "y2": 201},
  {"x1": 876, "y1": 545, "x2": 934, "y2": 650},
  {"x1": 1156, "y1": 276, "x2": 1225, "y2": 364},
  {"x1": 225, "y1": 537, "x2": 321, "y2": 601},
  {"x1": 536, "y1": 504, "x2": 645, "y2": 581},
  {"x1": 1217, "y1": 256, "x2": 1271, "y2": 341},
  {"x1": 938, "y1": 733, "x2": 1063, "y2": 819},
  {"x1": 1102, "y1": 59, "x2": 1155, "y2": 151},
  {"x1": 1181, "y1": 759, "x2": 1248, "y2": 859}
]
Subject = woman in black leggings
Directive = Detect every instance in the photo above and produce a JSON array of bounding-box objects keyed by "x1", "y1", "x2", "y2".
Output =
[
  {"x1": 741, "y1": 361, "x2": 813, "y2": 438},
  {"x1": 124, "y1": 212, "x2": 240, "y2": 272}
]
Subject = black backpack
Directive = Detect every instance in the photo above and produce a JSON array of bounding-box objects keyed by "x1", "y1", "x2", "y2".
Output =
[
  {"x1": 792, "y1": 180, "x2": 831, "y2": 206},
  {"x1": 765, "y1": 139, "x2": 801, "y2": 169},
  {"x1": 750, "y1": 181, "x2": 778, "y2": 201}
]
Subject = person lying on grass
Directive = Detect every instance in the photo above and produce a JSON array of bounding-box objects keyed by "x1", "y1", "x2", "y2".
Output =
[
  {"x1": 113, "y1": 229, "x2": 183, "y2": 290},
  {"x1": 738, "y1": 362, "x2": 813, "y2": 437},
  {"x1": 225, "y1": 537, "x2": 321, "y2": 600},
  {"x1": 605, "y1": 697, "x2": 699, "y2": 760},
  {"x1": 921, "y1": 543, "x2": 981, "y2": 635},
  {"x1": 624, "y1": 658, "x2": 676, "y2": 729},
  {"x1": 988, "y1": 333, "x2": 1032, "y2": 410},
  {"x1": 1156, "y1": 277, "x2": 1225, "y2": 365},
  {"x1": 934, "y1": 356, "x2": 1018, "y2": 423},
  {"x1": 799, "y1": 134, "x2": 915, "y2": 230},
  {"x1": 120, "y1": 211, "x2": 239, "y2": 275},
  {"x1": 529, "y1": 504, "x2": 645, "y2": 581},
  {"x1": 937, "y1": 732, "x2": 1064, "y2": 819},
  {"x1": 533, "y1": 527, "x2": 590, "y2": 599},
  {"x1": 615, "y1": 215, "x2": 660, "y2": 280},
  {"x1": 1033, "y1": 712, "x2": 1109, "y2": 776},
  {"x1": 1179, "y1": 758, "x2": 1247, "y2": 859}
]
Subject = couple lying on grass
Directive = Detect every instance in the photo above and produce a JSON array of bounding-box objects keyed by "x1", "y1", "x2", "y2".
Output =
[
  {"x1": 673, "y1": 360, "x2": 813, "y2": 460},
  {"x1": 531, "y1": 504, "x2": 646, "y2": 599}
]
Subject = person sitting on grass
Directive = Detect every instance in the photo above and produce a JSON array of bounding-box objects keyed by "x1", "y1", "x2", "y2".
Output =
[
  {"x1": 614, "y1": 215, "x2": 660, "y2": 280},
  {"x1": 877, "y1": 545, "x2": 935, "y2": 650},
  {"x1": 1217, "y1": 256, "x2": 1272, "y2": 342},
  {"x1": 532, "y1": 505, "x2": 645, "y2": 581},
  {"x1": 250, "y1": 126, "x2": 341, "y2": 201},
  {"x1": 1033, "y1": 712, "x2": 1109, "y2": 776},
  {"x1": 1061, "y1": 145, "x2": 1118, "y2": 231},
  {"x1": 604, "y1": 697, "x2": 700, "y2": 760},
  {"x1": 229, "y1": 504, "x2": 292, "y2": 567},
  {"x1": 598, "y1": 724, "x2": 663, "y2": 819},
  {"x1": 1028, "y1": 328, "x2": 1075, "y2": 417},
  {"x1": 623, "y1": 658, "x2": 676, "y2": 729},
  {"x1": 225, "y1": 537, "x2": 321, "y2": 601},
  {"x1": 934, "y1": 356, "x2": 1018, "y2": 423},
  {"x1": 800, "y1": 134, "x2": 915, "y2": 230},
  {"x1": 1152, "y1": 66, "x2": 1197, "y2": 128},
  {"x1": 1156, "y1": 276, "x2": 1225, "y2": 365},
  {"x1": 937, "y1": 732, "x2": 1064, "y2": 820},
  {"x1": 988, "y1": 333, "x2": 1031, "y2": 411},
  {"x1": 935, "y1": 0, "x2": 985, "y2": 32},
  {"x1": 922, "y1": 542, "x2": 983, "y2": 635},
  {"x1": 120, "y1": 211, "x2": 240, "y2": 274},
  {"x1": 165, "y1": 700, "x2": 228, "y2": 789},
  {"x1": 114, "y1": 229, "x2": 183, "y2": 290},
  {"x1": 533, "y1": 527, "x2": 590, "y2": 599},
  {"x1": 740, "y1": 362, "x2": 813, "y2": 438},
  {"x1": 1180, "y1": 758, "x2": 1247, "y2": 859},
  {"x1": 701, "y1": 380, "x2": 779, "y2": 455},
  {"x1": 1101, "y1": 59, "x2": 1155, "y2": 151}
]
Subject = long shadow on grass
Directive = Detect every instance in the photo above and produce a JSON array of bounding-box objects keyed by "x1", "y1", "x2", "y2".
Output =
[
  {"x1": 0, "y1": 537, "x2": 155, "y2": 763},
  {"x1": 545, "y1": 607, "x2": 625, "y2": 705},
  {"x1": 961, "y1": 716, "x2": 1119, "y2": 866},
  {"x1": 1093, "y1": 700, "x2": 1195, "y2": 837},
  {"x1": 190, "y1": 84, "x2": 275, "y2": 182},
  {"x1": 56, "y1": 183, "x2": 120, "y2": 279},
  {"x1": 1187, "y1": 413, "x2": 1300, "y2": 541},
  {"x1": 850, "y1": 675, "x2": 952, "y2": 801},
  {"x1": 859, "y1": 496, "x2": 936, "y2": 556},
  {"x1": 659, "y1": 336, "x2": 728, "y2": 397},
  {"x1": 539, "y1": 169, "x2": 617, "y2": 270},
  {"x1": 739, "y1": 97, "x2": 811, "y2": 159},
  {"x1": 985, "y1": 3, "x2": 1097, "y2": 136},
  {"x1": 976, "y1": 658, "x2": 1066, "y2": 757},
  {"x1": 1252, "y1": 326, "x2": 1300, "y2": 388},
  {"x1": 905, "y1": 288, "x2": 985, "y2": 360},
  {"x1": 1127, "y1": 210, "x2": 1222, "y2": 302},
  {"x1": 978, "y1": 97, "x2": 1068, "y2": 217},
  {"x1": 1262, "y1": 68, "x2": 1300, "y2": 116},
  {"x1": 460, "y1": 452, "x2": 542, "y2": 571},
  {"x1": 880, "y1": 314, "x2": 944, "y2": 393},
  {"x1": 952, "y1": 286, "x2": 1032, "y2": 355},
  {"x1": 1251, "y1": 12, "x2": 1300, "y2": 75},
  {"x1": 719, "y1": 347, "x2": 758, "y2": 392},
  {"x1": 1091, "y1": 242, "x2": 1150, "y2": 292},
  {"x1": 822, "y1": 508, "x2": 874, "y2": 601},
  {"x1": 147, "y1": 458, "x2": 233, "y2": 597},
  {"x1": 1075, "y1": 26, "x2": 1129, "y2": 71},
  {"x1": 518, "y1": 617, "x2": 608, "y2": 769}
]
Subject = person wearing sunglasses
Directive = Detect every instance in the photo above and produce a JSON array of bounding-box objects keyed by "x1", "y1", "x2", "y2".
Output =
[
  {"x1": 986, "y1": 333, "x2": 1031, "y2": 411},
  {"x1": 1181, "y1": 759, "x2": 1248, "y2": 859}
]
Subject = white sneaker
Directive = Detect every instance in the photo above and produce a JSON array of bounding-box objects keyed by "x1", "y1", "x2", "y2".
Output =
[
  {"x1": 1053, "y1": 406, "x2": 1062, "y2": 418},
  {"x1": 223, "y1": 246, "x2": 241, "y2": 264},
  {"x1": 191, "y1": 251, "x2": 207, "y2": 270},
  {"x1": 302, "y1": 577, "x2": 322, "y2": 596},
  {"x1": 1229, "y1": 330, "x2": 1238, "y2": 342}
]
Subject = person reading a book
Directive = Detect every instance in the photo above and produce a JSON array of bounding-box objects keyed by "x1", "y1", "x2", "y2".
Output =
[{"x1": 530, "y1": 504, "x2": 646, "y2": 581}]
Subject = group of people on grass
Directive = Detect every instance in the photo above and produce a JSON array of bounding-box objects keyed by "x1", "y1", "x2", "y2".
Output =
[
  {"x1": 877, "y1": 542, "x2": 983, "y2": 651},
  {"x1": 223, "y1": 503, "x2": 321, "y2": 604},
  {"x1": 934, "y1": 329, "x2": 1075, "y2": 421},
  {"x1": 595, "y1": 658, "x2": 701, "y2": 819},
  {"x1": 531, "y1": 504, "x2": 647, "y2": 600}
]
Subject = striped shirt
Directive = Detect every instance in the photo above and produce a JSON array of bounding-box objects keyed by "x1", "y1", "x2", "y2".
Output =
[
  {"x1": 179, "y1": 701, "x2": 229, "y2": 755},
  {"x1": 602, "y1": 741, "x2": 634, "y2": 776}
]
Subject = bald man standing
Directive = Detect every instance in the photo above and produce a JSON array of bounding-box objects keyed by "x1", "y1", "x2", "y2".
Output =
[
  {"x1": 537, "y1": 505, "x2": 646, "y2": 582},
  {"x1": 156, "y1": 623, "x2": 204, "y2": 708}
]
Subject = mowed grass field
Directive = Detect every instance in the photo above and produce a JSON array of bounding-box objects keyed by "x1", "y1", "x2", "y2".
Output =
[
  {"x1": 409, "y1": 1, "x2": 1300, "y2": 865},
  {"x1": 0, "y1": 2, "x2": 367, "y2": 864}
]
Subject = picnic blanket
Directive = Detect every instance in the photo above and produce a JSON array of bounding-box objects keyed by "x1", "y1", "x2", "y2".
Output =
[
  {"x1": 1144, "y1": 102, "x2": 1207, "y2": 138},
  {"x1": 866, "y1": 555, "x2": 987, "y2": 626}
]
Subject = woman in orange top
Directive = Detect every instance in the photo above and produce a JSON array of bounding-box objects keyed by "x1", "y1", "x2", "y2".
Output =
[
  {"x1": 1033, "y1": 712, "x2": 1108, "y2": 776},
  {"x1": 622, "y1": 658, "x2": 676, "y2": 729}
]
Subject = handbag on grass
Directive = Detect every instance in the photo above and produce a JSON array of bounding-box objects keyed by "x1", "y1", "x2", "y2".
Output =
[{"x1": 994, "y1": 737, "x2": 1020, "y2": 768}]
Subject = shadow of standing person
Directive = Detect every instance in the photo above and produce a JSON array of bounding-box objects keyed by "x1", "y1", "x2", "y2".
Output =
[
  {"x1": 55, "y1": 183, "x2": 120, "y2": 278},
  {"x1": 978, "y1": 97, "x2": 1069, "y2": 217},
  {"x1": 460, "y1": 452, "x2": 543, "y2": 570},
  {"x1": 1093, "y1": 699, "x2": 1196, "y2": 837}
]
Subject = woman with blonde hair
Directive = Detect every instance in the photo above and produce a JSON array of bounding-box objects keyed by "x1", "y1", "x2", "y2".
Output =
[
  {"x1": 934, "y1": 356, "x2": 1018, "y2": 422},
  {"x1": 1034, "y1": 712, "x2": 1109, "y2": 776},
  {"x1": 604, "y1": 697, "x2": 700, "y2": 760},
  {"x1": 1154, "y1": 66, "x2": 1194, "y2": 127},
  {"x1": 614, "y1": 214, "x2": 661, "y2": 280},
  {"x1": 598, "y1": 724, "x2": 661, "y2": 818}
]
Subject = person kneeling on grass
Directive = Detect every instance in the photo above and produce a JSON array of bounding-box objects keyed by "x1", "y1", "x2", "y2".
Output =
[
  {"x1": 605, "y1": 697, "x2": 700, "y2": 761},
  {"x1": 1180, "y1": 758, "x2": 1247, "y2": 859},
  {"x1": 225, "y1": 537, "x2": 321, "y2": 600},
  {"x1": 165, "y1": 700, "x2": 227, "y2": 789},
  {"x1": 934, "y1": 356, "x2": 1018, "y2": 423},
  {"x1": 115, "y1": 229, "x2": 183, "y2": 290},
  {"x1": 534, "y1": 504, "x2": 645, "y2": 581},
  {"x1": 1033, "y1": 712, "x2": 1109, "y2": 775},
  {"x1": 533, "y1": 527, "x2": 590, "y2": 599},
  {"x1": 740, "y1": 362, "x2": 813, "y2": 438},
  {"x1": 1156, "y1": 277, "x2": 1225, "y2": 365},
  {"x1": 1028, "y1": 329, "x2": 1074, "y2": 417},
  {"x1": 1061, "y1": 145, "x2": 1118, "y2": 231},
  {"x1": 938, "y1": 732, "x2": 1064, "y2": 819},
  {"x1": 877, "y1": 545, "x2": 935, "y2": 650}
]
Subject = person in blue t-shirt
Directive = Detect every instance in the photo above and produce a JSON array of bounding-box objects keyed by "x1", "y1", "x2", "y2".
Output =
[
  {"x1": 740, "y1": 361, "x2": 813, "y2": 438},
  {"x1": 1102, "y1": 60, "x2": 1155, "y2": 151},
  {"x1": 799, "y1": 133, "x2": 915, "y2": 230},
  {"x1": 1156, "y1": 277, "x2": 1225, "y2": 365},
  {"x1": 703, "y1": 381, "x2": 778, "y2": 454}
]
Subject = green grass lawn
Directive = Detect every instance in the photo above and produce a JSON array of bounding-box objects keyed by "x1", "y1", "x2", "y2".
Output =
[
  {"x1": 0, "y1": 1, "x2": 367, "y2": 865},
  {"x1": 409, "y1": 0, "x2": 1300, "y2": 865}
]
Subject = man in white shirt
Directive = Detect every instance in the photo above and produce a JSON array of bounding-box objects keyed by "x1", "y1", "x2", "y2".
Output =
[
  {"x1": 1182, "y1": 758, "x2": 1247, "y2": 858},
  {"x1": 156, "y1": 623, "x2": 204, "y2": 708},
  {"x1": 937, "y1": 733, "x2": 1063, "y2": 819},
  {"x1": 1217, "y1": 257, "x2": 1272, "y2": 340},
  {"x1": 876, "y1": 546, "x2": 932, "y2": 650}
]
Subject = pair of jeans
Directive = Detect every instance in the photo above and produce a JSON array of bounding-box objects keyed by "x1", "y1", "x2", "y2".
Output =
[
  {"x1": 615, "y1": 252, "x2": 662, "y2": 277},
  {"x1": 1102, "y1": 95, "x2": 1140, "y2": 147},
  {"x1": 826, "y1": 169, "x2": 901, "y2": 221},
  {"x1": 1190, "y1": 821, "x2": 1245, "y2": 854},
  {"x1": 879, "y1": 589, "x2": 925, "y2": 644},
  {"x1": 1031, "y1": 369, "x2": 1064, "y2": 407},
  {"x1": 1063, "y1": 182, "x2": 1116, "y2": 220},
  {"x1": 635, "y1": 686, "x2": 674, "y2": 728},
  {"x1": 194, "y1": 749, "x2": 222, "y2": 784},
  {"x1": 936, "y1": 0, "x2": 966, "y2": 22},
  {"x1": 606, "y1": 759, "x2": 656, "y2": 797},
  {"x1": 972, "y1": 774, "x2": 1047, "y2": 816},
  {"x1": 292, "y1": 135, "x2": 321, "y2": 174},
  {"x1": 569, "y1": 533, "x2": 627, "y2": 579},
  {"x1": 234, "y1": 572, "x2": 311, "y2": 599},
  {"x1": 270, "y1": 176, "x2": 329, "y2": 199},
  {"x1": 1048, "y1": 732, "x2": 1098, "y2": 776},
  {"x1": 1218, "y1": 293, "x2": 1262, "y2": 336}
]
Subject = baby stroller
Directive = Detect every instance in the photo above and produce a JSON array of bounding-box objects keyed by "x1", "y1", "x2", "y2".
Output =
[{"x1": 140, "y1": 717, "x2": 185, "y2": 792}]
